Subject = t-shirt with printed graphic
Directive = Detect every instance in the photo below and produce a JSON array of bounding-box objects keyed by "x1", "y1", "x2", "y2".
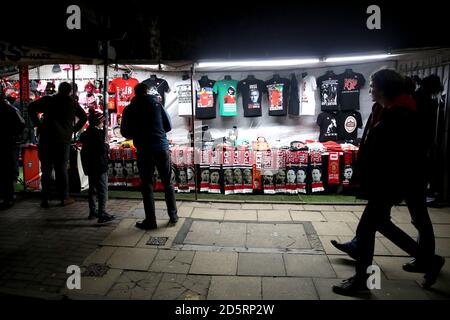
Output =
[
  {"x1": 213, "y1": 79, "x2": 239, "y2": 116},
  {"x1": 142, "y1": 77, "x2": 170, "y2": 106},
  {"x1": 265, "y1": 76, "x2": 290, "y2": 116},
  {"x1": 237, "y1": 77, "x2": 266, "y2": 117},
  {"x1": 300, "y1": 75, "x2": 317, "y2": 116},
  {"x1": 317, "y1": 112, "x2": 338, "y2": 142},
  {"x1": 174, "y1": 79, "x2": 200, "y2": 117},
  {"x1": 337, "y1": 111, "x2": 363, "y2": 141},
  {"x1": 108, "y1": 77, "x2": 139, "y2": 115},
  {"x1": 196, "y1": 78, "x2": 216, "y2": 119},
  {"x1": 338, "y1": 71, "x2": 366, "y2": 110},
  {"x1": 316, "y1": 72, "x2": 340, "y2": 111}
]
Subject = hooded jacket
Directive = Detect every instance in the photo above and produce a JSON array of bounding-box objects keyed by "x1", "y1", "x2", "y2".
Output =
[
  {"x1": 120, "y1": 95, "x2": 172, "y2": 151},
  {"x1": 357, "y1": 94, "x2": 421, "y2": 202}
]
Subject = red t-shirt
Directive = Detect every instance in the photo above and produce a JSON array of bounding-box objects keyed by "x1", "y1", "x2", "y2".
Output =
[{"x1": 108, "y1": 77, "x2": 139, "y2": 115}]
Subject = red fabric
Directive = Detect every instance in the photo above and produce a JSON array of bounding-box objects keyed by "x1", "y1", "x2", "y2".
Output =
[
  {"x1": 387, "y1": 94, "x2": 417, "y2": 112},
  {"x1": 322, "y1": 141, "x2": 343, "y2": 152},
  {"x1": 108, "y1": 77, "x2": 139, "y2": 115}
]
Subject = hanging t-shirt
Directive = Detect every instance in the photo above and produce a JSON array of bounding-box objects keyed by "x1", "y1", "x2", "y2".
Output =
[
  {"x1": 108, "y1": 77, "x2": 139, "y2": 115},
  {"x1": 288, "y1": 74, "x2": 300, "y2": 116},
  {"x1": 196, "y1": 78, "x2": 216, "y2": 119},
  {"x1": 300, "y1": 75, "x2": 317, "y2": 116},
  {"x1": 265, "y1": 77, "x2": 290, "y2": 116},
  {"x1": 317, "y1": 72, "x2": 340, "y2": 111},
  {"x1": 174, "y1": 79, "x2": 199, "y2": 117},
  {"x1": 317, "y1": 112, "x2": 338, "y2": 142},
  {"x1": 337, "y1": 111, "x2": 363, "y2": 142},
  {"x1": 142, "y1": 77, "x2": 170, "y2": 106},
  {"x1": 338, "y1": 71, "x2": 366, "y2": 110},
  {"x1": 213, "y1": 79, "x2": 239, "y2": 116},
  {"x1": 237, "y1": 77, "x2": 266, "y2": 117}
]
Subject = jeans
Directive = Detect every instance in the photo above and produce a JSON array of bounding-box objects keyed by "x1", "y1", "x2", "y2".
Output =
[
  {"x1": 355, "y1": 199, "x2": 420, "y2": 276},
  {"x1": 88, "y1": 172, "x2": 108, "y2": 215},
  {"x1": 137, "y1": 149, "x2": 177, "y2": 224},
  {"x1": 0, "y1": 147, "x2": 17, "y2": 202},
  {"x1": 38, "y1": 143, "x2": 70, "y2": 201}
]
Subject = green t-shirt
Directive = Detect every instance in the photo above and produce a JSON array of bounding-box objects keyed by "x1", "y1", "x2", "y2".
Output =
[{"x1": 213, "y1": 79, "x2": 239, "y2": 116}]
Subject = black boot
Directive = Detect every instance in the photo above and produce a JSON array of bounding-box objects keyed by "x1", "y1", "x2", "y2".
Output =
[
  {"x1": 422, "y1": 255, "x2": 445, "y2": 289},
  {"x1": 330, "y1": 240, "x2": 360, "y2": 260},
  {"x1": 136, "y1": 219, "x2": 157, "y2": 230},
  {"x1": 332, "y1": 275, "x2": 370, "y2": 296}
]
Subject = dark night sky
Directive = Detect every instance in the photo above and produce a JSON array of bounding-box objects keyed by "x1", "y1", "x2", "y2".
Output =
[{"x1": 2, "y1": 1, "x2": 449, "y2": 61}]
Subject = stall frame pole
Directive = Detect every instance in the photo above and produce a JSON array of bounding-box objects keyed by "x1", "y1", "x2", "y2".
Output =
[
  {"x1": 103, "y1": 42, "x2": 109, "y2": 138},
  {"x1": 190, "y1": 63, "x2": 198, "y2": 201}
]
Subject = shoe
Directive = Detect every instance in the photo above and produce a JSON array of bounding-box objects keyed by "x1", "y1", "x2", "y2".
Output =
[
  {"x1": 169, "y1": 214, "x2": 179, "y2": 224},
  {"x1": 136, "y1": 220, "x2": 157, "y2": 230},
  {"x1": 40, "y1": 200, "x2": 50, "y2": 208},
  {"x1": 88, "y1": 211, "x2": 98, "y2": 220},
  {"x1": 422, "y1": 255, "x2": 445, "y2": 289},
  {"x1": 0, "y1": 200, "x2": 14, "y2": 211},
  {"x1": 402, "y1": 258, "x2": 427, "y2": 273},
  {"x1": 98, "y1": 213, "x2": 115, "y2": 223},
  {"x1": 60, "y1": 197, "x2": 75, "y2": 207},
  {"x1": 332, "y1": 275, "x2": 370, "y2": 296},
  {"x1": 330, "y1": 240, "x2": 359, "y2": 260}
]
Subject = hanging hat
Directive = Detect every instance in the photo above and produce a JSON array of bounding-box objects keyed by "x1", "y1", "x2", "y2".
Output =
[{"x1": 52, "y1": 64, "x2": 62, "y2": 73}]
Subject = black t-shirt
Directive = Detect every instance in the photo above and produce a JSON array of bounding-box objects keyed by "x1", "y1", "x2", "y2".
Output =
[
  {"x1": 337, "y1": 111, "x2": 363, "y2": 142},
  {"x1": 265, "y1": 77, "x2": 290, "y2": 116},
  {"x1": 196, "y1": 78, "x2": 216, "y2": 119},
  {"x1": 237, "y1": 77, "x2": 266, "y2": 117},
  {"x1": 142, "y1": 77, "x2": 170, "y2": 106},
  {"x1": 317, "y1": 112, "x2": 338, "y2": 142},
  {"x1": 338, "y1": 71, "x2": 366, "y2": 110},
  {"x1": 316, "y1": 72, "x2": 340, "y2": 111},
  {"x1": 288, "y1": 74, "x2": 300, "y2": 116}
]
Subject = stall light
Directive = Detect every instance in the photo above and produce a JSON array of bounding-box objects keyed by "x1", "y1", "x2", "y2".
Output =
[
  {"x1": 197, "y1": 58, "x2": 320, "y2": 68},
  {"x1": 324, "y1": 54, "x2": 398, "y2": 63}
]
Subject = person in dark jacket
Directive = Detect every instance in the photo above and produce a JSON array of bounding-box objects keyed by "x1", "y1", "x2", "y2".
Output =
[
  {"x1": 331, "y1": 70, "x2": 445, "y2": 296},
  {"x1": 0, "y1": 95, "x2": 25, "y2": 210},
  {"x1": 121, "y1": 83, "x2": 178, "y2": 230},
  {"x1": 29, "y1": 82, "x2": 87, "y2": 208},
  {"x1": 80, "y1": 109, "x2": 115, "y2": 223}
]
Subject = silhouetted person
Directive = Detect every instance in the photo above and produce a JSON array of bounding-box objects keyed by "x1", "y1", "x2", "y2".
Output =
[
  {"x1": 332, "y1": 74, "x2": 445, "y2": 292},
  {"x1": 29, "y1": 82, "x2": 87, "y2": 208},
  {"x1": 0, "y1": 95, "x2": 25, "y2": 210},
  {"x1": 332, "y1": 70, "x2": 444, "y2": 296},
  {"x1": 121, "y1": 83, "x2": 178, "y2": 230},
  {"x1": 80, "y1": 109, "x2": 115, "y2": 223}
]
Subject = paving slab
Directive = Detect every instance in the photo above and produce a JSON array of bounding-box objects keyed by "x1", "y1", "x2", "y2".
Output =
[
  {"x1": 257, "y1": 210, "x2": 292, "y2": 222},
  {"x1": 208, "y1": 276, "x2": 261, "y2": 300},
  {"x1": 149, "y1": 250, "x2": 195, "y2": 274},
  {"x1": 313, "y1": 278, "x2": 368, "y2": 300},
  {"x1": 181, "y1": 202, "x2": 212, "y2": 208},
  {"x1": 321, "y1": 211, "x2": 359, "y2": 223},
  {"x1": 107, "y1": 247, "x2": 158, "y2": 271},
  {"x1": 224, "y1": 210, "x2": 258, "y2": 222},
  {"x1": 65, "y1": 268, "x2": 123, "y2": 297},
  {"x1": 191, "y1": 208, "x2": 225, "y2": 220},
  {"x1": 272, "y1": 204, "x2": 304, "y2": 210},
  {"x1": 290, "y1": 211, "x2": 326, "y2": 222},
  {"x1": 101, "y1": 221, "x2": 146, "y2": 247},
  {"x1": 107, "y1": 271, "x2": 163, "y2": 300},
  {"x1": 327, "y1": 255, "x2": 357, "y2": 279},
  {"x1": 237, "y1": 253, "x2": 285, "y2": 276},
  {"x1": 436, "y1": 238, "x2": 450, "y2": 257},
  {"x1": 374, "y1": 256, "x2": 424, "y2": 281},
  {"x1": 83, "y1": 246, "x2": 117, "y2": 266},
  {"x1": 189, "y1": 251, "x2": 238, "y2": 275},
  {"x1": 177, "y1": 206, "x2": 193, "y2": 218},
  {"x1": 262, "y1": 277, "x2": 318, "y2": 300},
  {"x1": 211, "y1": 202, "x2": 242, "y2": 210},
  {"x1": 303, "y1": 205, "x2": 336, "y2": 211},
  {"x1": 312, "y1": 221, "x2": 354, "y2": 236},
  {"x1": 241, "y1": 203, "x2": 273, "y2": 210},
  {"x1": 246, "y1": 223, "x2": 310, "y2": 249},
  {"x1": 152, "y1": 273, "x2": 211, "y2": 300},
  {"x1": 333, "y1": 205, "x2": 366, "y2": 212},
  {"x1": 284, "y1": 254, "x2": 336, "y2": 278}
]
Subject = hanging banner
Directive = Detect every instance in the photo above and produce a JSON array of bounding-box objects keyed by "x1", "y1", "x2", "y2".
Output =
[{"x1": 19, "y1": 65, "x2": 30, "y2": 103}]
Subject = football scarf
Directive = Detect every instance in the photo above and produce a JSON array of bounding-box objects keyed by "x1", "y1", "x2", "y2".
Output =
[
  {"x1": 328, "y1": 152, "x2": 340, "y2": 185},
  {"x1": 310, "y1": 151, "x2": 324, "y2": 193}
]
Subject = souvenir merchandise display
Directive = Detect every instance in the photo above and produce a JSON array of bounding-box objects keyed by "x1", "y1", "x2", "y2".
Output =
[
  {"x1": 237, "y1": 75, "x2": 266, "y2": 117},
  {"x1": 265, "y1": 75, "x2": 291, "y2": 116},
  {"x1": 142, "y1": 75, "x2": 170, "y2": 106},
  {"x1": 213, "y1": 77, "x2": 239, "y2": 116}
]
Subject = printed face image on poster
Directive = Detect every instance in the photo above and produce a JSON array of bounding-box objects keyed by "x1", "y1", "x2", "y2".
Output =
[
  {"x1": 343, "y1": 166, "x2": 353, "y2": 181},
  {"x1": 297, "y1": 169, "x2": 307, "y2": 184},
  {"x1": 275, "y1": 170, "x2": 286, "y2": 184},
  {"x1": 224, "y1": 169, "x2": 234, "y2": 186},
  {"x1": 187, "y1": 167, "x2": 195, "y2": 183},
  {"x1": 243, "y1": 168, "x2": 252, "y2": 185},
  {"x1": 321, "y1": 80, "x2": 338, "y2": 106},
  {"x1": 178, "y1": 169, "x2": 188, "y2": 186},
  {"x1": 224, "y1": 87, "x2": 236, "y2": 104},
  {"x1": 201, "y1": 169, "x2": 210, "y2": 183},
  {"x1": 311, "y1": 168, "x2": 322, "y2": 183},
  {"x1": 234, "y1": 169, "x2": 243, "y2": 184},
  {"x1": 249, "y1": 86, "x2": 260, "y2": 109},
  {"x1": 267, "y1": 84, "x2": 284, "y2": 111},
  {"x1": 263, "y1": 171, "x2": 274, "y2": 186},
  {"x1": 286, "y1": 169, "x2": 296, "y2": 184},
  {"x1": 210, "y1": 170, "x2": 220, "y2": 184}
]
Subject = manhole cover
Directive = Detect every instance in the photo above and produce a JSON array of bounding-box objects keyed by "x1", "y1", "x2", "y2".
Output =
[
  {"x1": 146, "y1": 236, "x2": 169, "y2": 246},
  {"x1": 82, "y1": 264, "x2": 110, "y2": 277}
]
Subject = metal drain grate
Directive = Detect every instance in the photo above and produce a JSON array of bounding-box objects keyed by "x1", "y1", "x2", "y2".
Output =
[
  {"x1": 146, "y1": 236, "x2": 169, "y2": 246},
  {"x1": 82, "y1": 263, "x2": 110, "y2": 277}
]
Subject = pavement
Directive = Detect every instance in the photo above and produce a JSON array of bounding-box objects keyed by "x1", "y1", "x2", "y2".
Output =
[{"x1": 0, "y1": 198, "x2": 449, "y2": 300}]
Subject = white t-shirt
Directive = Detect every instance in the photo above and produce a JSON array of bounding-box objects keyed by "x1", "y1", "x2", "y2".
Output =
[
  {"x1": 300, "y1": 75, "x2": 317, "y2": 116},
  {"x1": 174, "y1": 79, "x2": 200, "y2": 117}
]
